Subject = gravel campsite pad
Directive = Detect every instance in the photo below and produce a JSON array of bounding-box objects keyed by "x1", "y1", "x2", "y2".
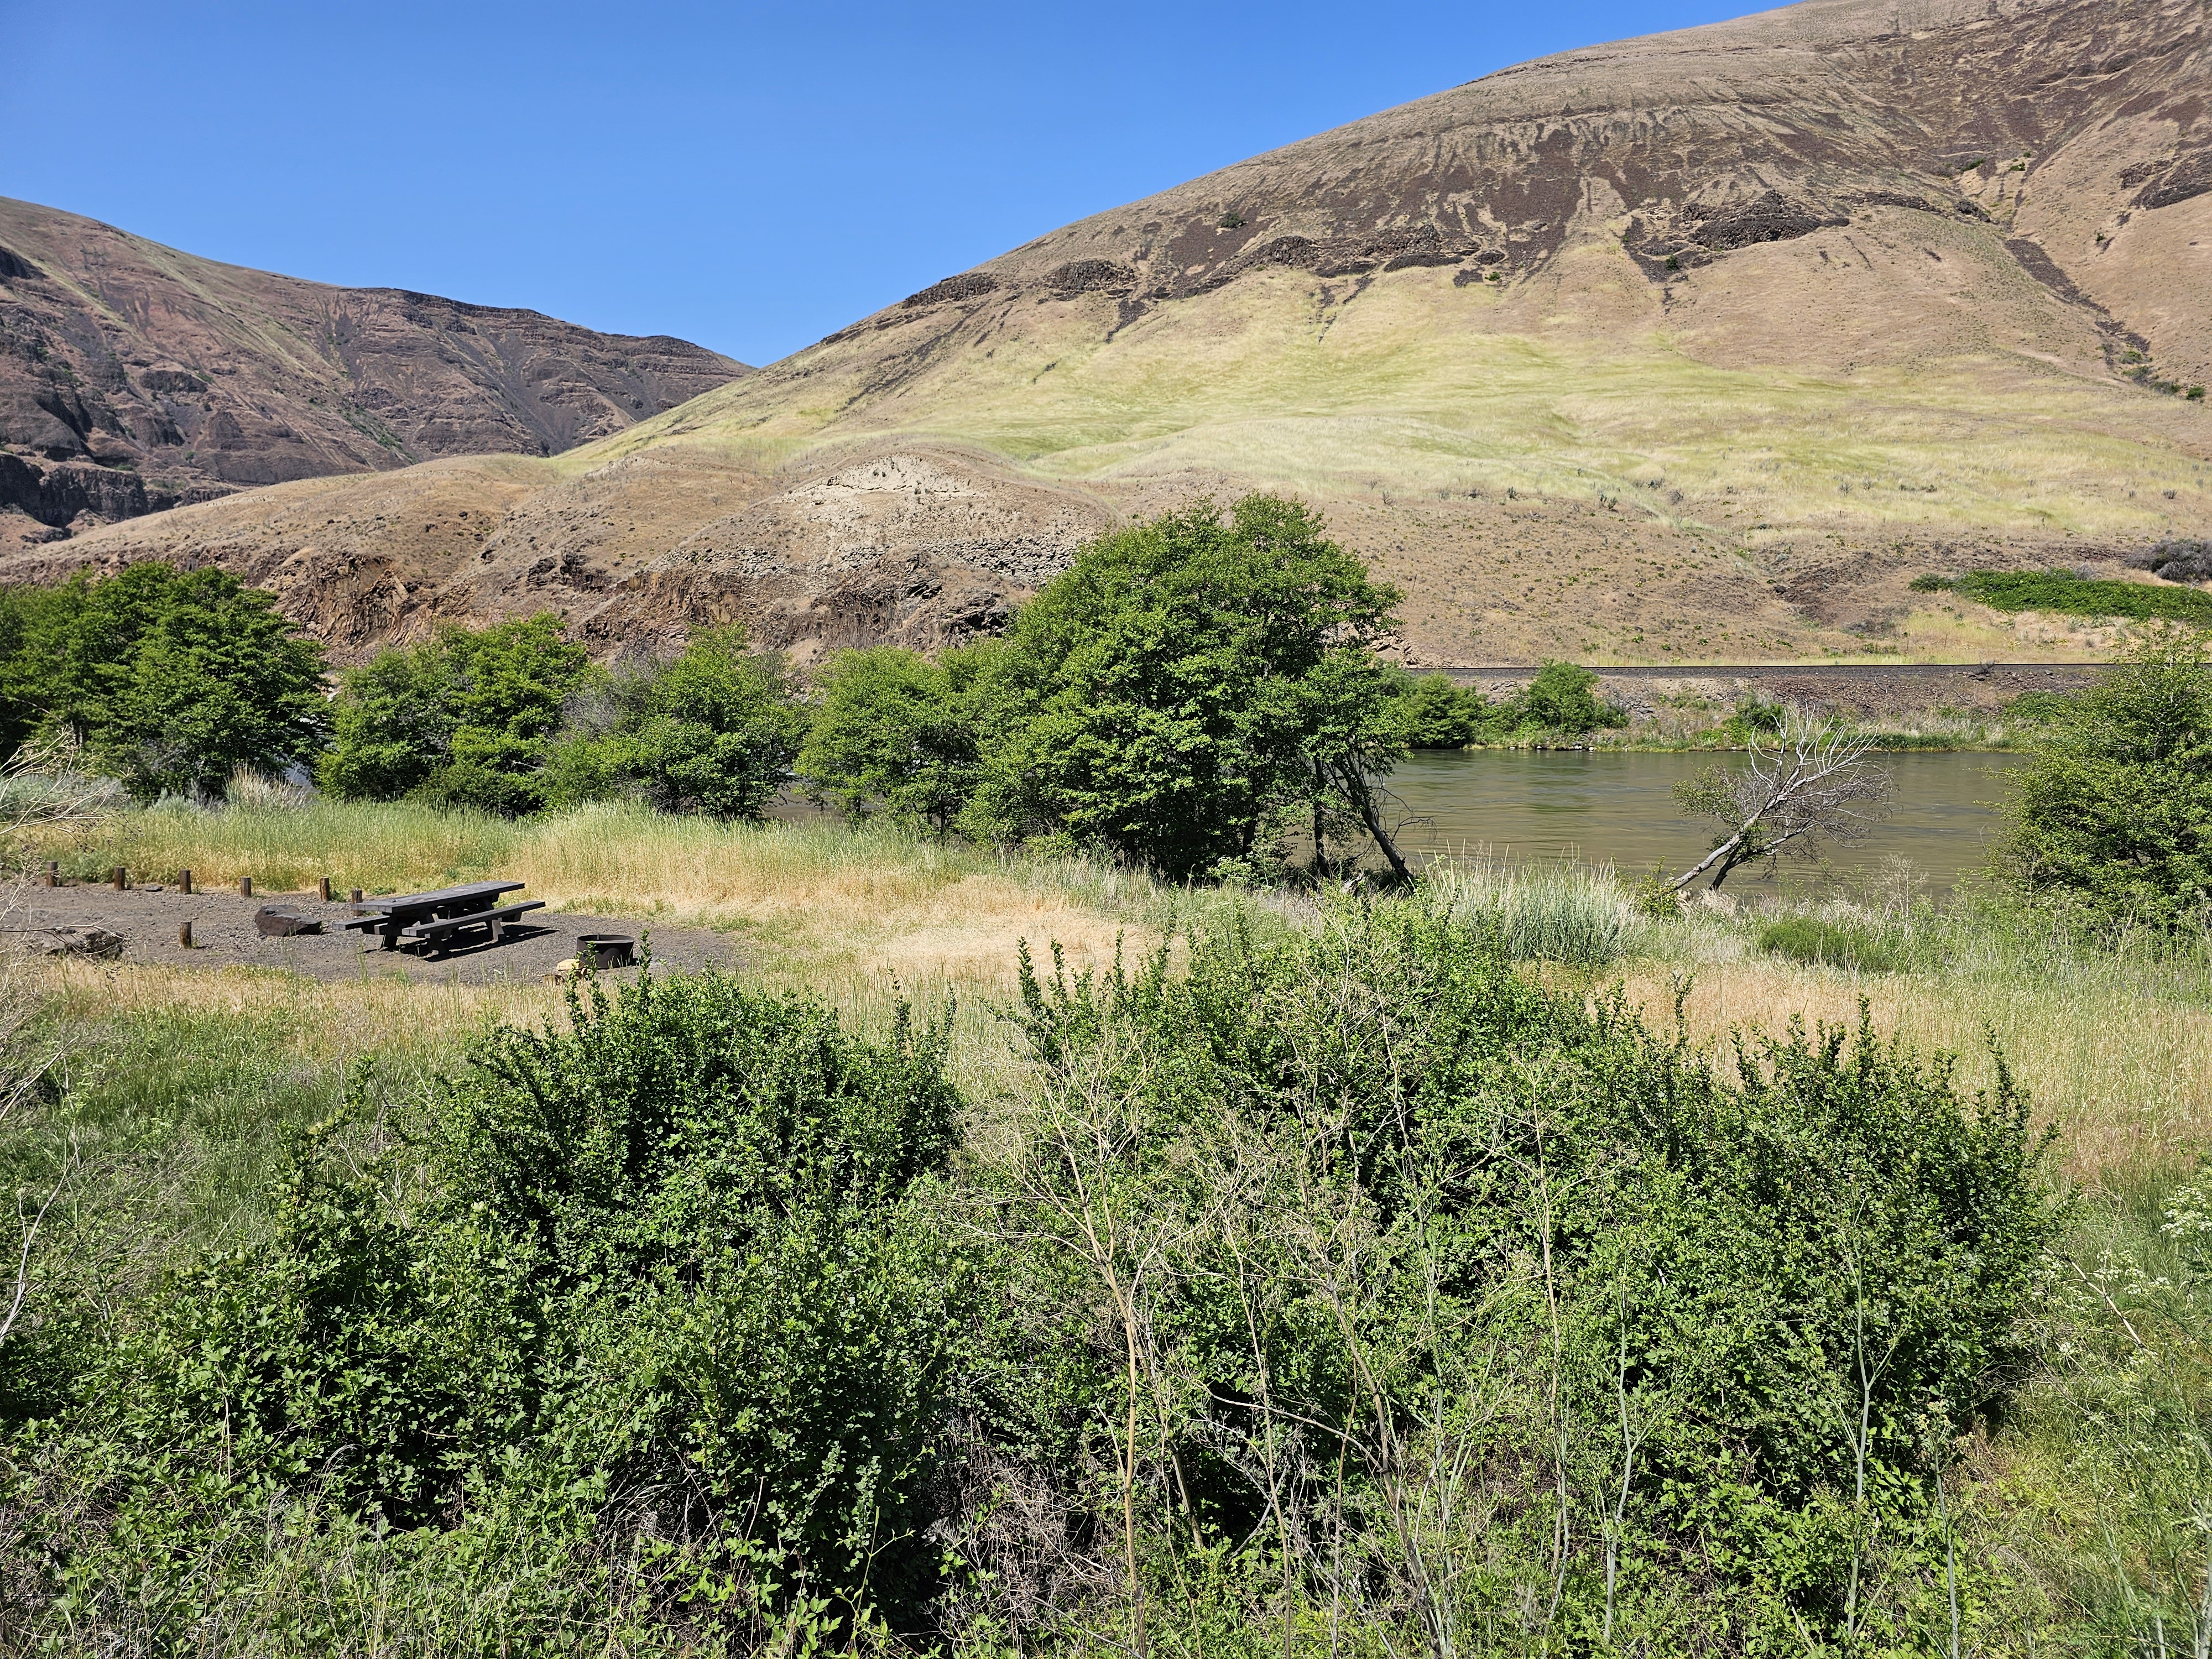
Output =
[{"x1": 12, "y1": 882, "x2": 739, "y2": 984}]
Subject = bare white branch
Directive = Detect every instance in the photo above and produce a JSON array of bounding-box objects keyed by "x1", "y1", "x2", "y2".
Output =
[{"x1": 1667, "y1": 717, "x2": 1895, "y2": 892}]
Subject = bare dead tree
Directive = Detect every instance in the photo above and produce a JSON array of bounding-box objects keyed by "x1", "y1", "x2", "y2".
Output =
[
  {"x1": 1667, "y1": 721, "x2": 1895, "y2": 893},
  {"x1": 1318, "y1": 752, "x2": 1418, "y2": 884}
]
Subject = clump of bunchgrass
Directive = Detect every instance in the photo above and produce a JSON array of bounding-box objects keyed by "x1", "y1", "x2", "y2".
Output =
[{"x1": 1422, "y1": 857, "x2": 1636, "y2": 966}]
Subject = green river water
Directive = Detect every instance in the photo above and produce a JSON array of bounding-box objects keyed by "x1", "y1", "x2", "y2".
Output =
[{"x1": 1383, "y1": 749, "x2": 2022, "y2": 890}]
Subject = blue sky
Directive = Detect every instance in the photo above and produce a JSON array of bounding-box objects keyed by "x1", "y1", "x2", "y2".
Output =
[{"x1": 2, "y1": 1, "x2": 1759, "y2": 366}]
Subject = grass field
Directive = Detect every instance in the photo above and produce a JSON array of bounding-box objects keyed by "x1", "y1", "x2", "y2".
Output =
[{"x1": 34, "y1": 800, "x2": 2208, "y2": 1187}]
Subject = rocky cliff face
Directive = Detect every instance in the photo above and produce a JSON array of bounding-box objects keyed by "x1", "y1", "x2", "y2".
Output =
[
  {"x1": 0, "y1": 198, "x2": 747, "y2": 543},
  {"x1": 828, "y1": 0, "x2": 2208, "y2": 381}
]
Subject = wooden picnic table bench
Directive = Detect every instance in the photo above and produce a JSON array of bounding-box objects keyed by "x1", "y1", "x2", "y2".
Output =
[
  {"x1": 339, "y1": 880, "x2": 528, "y2": 951},
  {"x1": 400, "y1": 899, "x2": 547, "y2": 957}
]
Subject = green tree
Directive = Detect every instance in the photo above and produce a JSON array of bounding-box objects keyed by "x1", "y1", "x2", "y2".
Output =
[
  {"x1": 320, "y1": 614, "x2": 593, "y2": 813},
  {"x1": 315, "y1": 637, "x2": 459, "y2": 802},
  {"x1": 1510, "y1": 659, "x2": 1623, "y2": 736},
  {"x1": 989, "y1": 495, "x2": 1406, "y2": 879},
  {"x1": 1997, "y1": 628, "x2": 2212, "y2": 927},
  {"x1": 1, "y1": 564, "x2": 329, "y2": 800},
  {"x1": 1389, "y1": 669, "x2": 1495, "y2": 748},
  {"x1": 548, "y1": 627, "x2": 804, "y2": 818},
  {"x1": 795, "y1": 645, "x2": 983, "y2": 834}
]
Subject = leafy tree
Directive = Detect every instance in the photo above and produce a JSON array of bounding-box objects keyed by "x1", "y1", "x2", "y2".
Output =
[
  {"x1": 315, "y1": 637, "x2": 458, "y2": 802},
  {"x1": 988, "y1": 495, "x2": 1406, "y2": 879},
  {"x1": 794, "y1": 645, "x2": 982, "y2": 834},
  {"x1": 0, "y1": 564, "x2": 328, "y2": 800},
  {"x1": 1389, "y1": 670, "x2": 1494, "y2": 748},
  {"x1": 0, "y1": 582, "x2": 87, "y2": 757},
  {"x1": 1997, "y1": 628, "x2": 2212, "y2": 927},
  {"x1": 320, "y1": 614, "x2": 593, "y2": 813},
  {"x1": 1510, "y1": 658, "x2": 1624, "y2": 735},
  {"x1": 547, "y1": 627, "x2": 804, "y2": 818}
]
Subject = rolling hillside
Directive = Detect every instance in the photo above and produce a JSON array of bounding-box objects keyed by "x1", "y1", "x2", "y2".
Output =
[
  {"x1": 16, "y1": 0, "x2": 2212, "y2": 665},
  {"x1": 0, "y1": 197, "x2": 747, "y2": 545}
]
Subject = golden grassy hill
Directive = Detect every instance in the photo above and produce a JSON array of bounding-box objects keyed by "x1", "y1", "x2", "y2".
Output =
[{"x1": 18, "y1": 0, "x2": 2212, "y2": 665}]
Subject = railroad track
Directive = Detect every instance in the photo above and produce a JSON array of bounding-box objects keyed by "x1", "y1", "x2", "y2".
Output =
[{"x1": 1424, "y1": 661, "x2": 2110, "y2": 680}]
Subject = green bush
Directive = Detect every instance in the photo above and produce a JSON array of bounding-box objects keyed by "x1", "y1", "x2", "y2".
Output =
[
  {"x1": 987, "y1": 903, "x2": 2057, "y2": 1649},
  {"x1": 320, "y1": 614, "x2": 594, "y2": 813},
  {"x1": 548, "y1": 627, "x2": 804, "y2": 819},
  {"x1": 1996, "y1": 629, "x2": 2212, "y2": 928},
  {"x1": 1388, "y1": 669, "x2": 1496, "y2": 748},
  {"x1": 1507, "y1": 659, "x2": 1625, "y2": 736},
  {"x1": 1760, "y1": 913, "x2": 1905, "y2": 972},
  {"x1": 1955, "y1": 569, "x2": 2212, "y2": 623},
  {"x1": 8, "y1": 972, "x2": 966, "y2": 1646},
  {"x1": 1909, "y1": 573, "x2": 1955, "y2": 593},
  {"x1": 1725, "y1": 692, "x2": 1786, "y2": 740}
]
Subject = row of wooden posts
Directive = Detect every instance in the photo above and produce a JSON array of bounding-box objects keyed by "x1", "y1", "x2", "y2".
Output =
[{"x1": 41, "y1": 862, "x2": 367, "y2": 952}]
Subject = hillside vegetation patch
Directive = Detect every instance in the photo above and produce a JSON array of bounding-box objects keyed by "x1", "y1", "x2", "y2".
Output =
[{"x1": 1926, "y1": 568, "x2": 2212, "y2": 623}]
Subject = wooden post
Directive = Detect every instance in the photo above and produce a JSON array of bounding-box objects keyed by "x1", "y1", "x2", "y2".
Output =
[
  {"x1": 179, "y1": 869, "x2": 192, "y2": 895},
  {"x1": 319, "y1": 877, "x2": 332, "y2": 902},
  {"x1": 239, "y1": 876, "x2": 253, "y2": 898},
  {"x1": 350, "y1": 888, "x2": 363, "y2": 906},
  {"x1": 41, "y1": 861, "x2": 55, "y2": 888},
  {"x1": 179, "y1": 921, "x2": 193, "y2": 950},
  {"x1": 111, "y1": 866, "x2": 126, "y2": 891}
]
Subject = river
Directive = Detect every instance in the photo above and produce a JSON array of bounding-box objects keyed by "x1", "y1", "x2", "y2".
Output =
[{"x1": 1380, "y1": 749, "x2": 2022, "y2": 891}]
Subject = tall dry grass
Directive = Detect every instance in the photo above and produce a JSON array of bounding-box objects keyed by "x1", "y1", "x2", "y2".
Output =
[
  {"x1": 37, "y1": 799, "x2": 2210, "y2": 1188},
  {"x1": 1615, "y1": 912, "x2": 2212, "y2": 1188},
  {"x1": 54, "y1": 801, "x2": 1161, "y2": 997}
]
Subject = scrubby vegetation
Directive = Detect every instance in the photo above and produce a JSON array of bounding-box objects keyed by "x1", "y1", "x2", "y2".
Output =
[
  {"x1": 3, "y1": 775, "x2": 2210, "y2": 1651},
  {"x1": 1386, "y1": 661, "x2": 1627, "y2": 749},
  {"x1": 1918, "y1": 568, "x2": 2212, "y2": 624},
  {"x1": 1, "y1": 514, "x2": 2208, "y2": 1654},
  {"x1": 1997, "y1": 628, "x2": 2212, "y2": 928},
  {"x1": 0, "y1": 889, "x2": 2095, "y2": 1653}
]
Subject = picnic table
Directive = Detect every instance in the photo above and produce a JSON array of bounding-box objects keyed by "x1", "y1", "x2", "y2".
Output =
[{"x1": 341, "y1": 880, "x2": 538, "y2": 954}]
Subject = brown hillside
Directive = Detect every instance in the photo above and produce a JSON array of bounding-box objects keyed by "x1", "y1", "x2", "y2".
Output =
[
  {"x1": 0, "y1": 197, "x2": 747, "y2": 544},
  {"x1": 21, "y1": 0, "x2": 2212, "y2": 666}
]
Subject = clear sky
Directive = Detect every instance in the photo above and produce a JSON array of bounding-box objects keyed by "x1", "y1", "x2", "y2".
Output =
[{"x1": 2, "y1": 1, "x2": 1760, "y2": 367}]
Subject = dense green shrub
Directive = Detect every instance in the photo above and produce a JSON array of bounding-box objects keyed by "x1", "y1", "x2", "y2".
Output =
[
  {"x1": 7, "y1": 973, "x2": 965, "y2": 1647},
  {"x1": 795, "y1": 644, "x2": 987, "y2": 832},
  {"x1": 975, "y1": 904, "x2": 2057, "y2": 1650},
  {"x1": 1725, "y1": 691, "x2": 1786, "y2": 739},
  {"x1": 1389, "y1": 669, "x2": 1496, "y2": 748},
  {"x1": 1996, "y1": 629, "x2": 2212, "y2": 927},
  {"x1": 1760, "y1": 913, "x2": 1905, "y2": 972},
  {"x1": 548, "y1": 627, "x2": 805, "y2": 819},
  {"x1": 320, "y1": 614, "x2": 595, "y2": 813},
  {"x1": 1956, "y1": 569, "x2": 2212, "y2": 623},
  {"x1": 1507, "y1": 658, "x2": 1626, "y2": 736},
  {"x1": 1909, "y1": 573, "x2": 1955, "y2": 593},
  {"x1": 0, "y1": 565, "x2": 327, "y2": 799}
]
